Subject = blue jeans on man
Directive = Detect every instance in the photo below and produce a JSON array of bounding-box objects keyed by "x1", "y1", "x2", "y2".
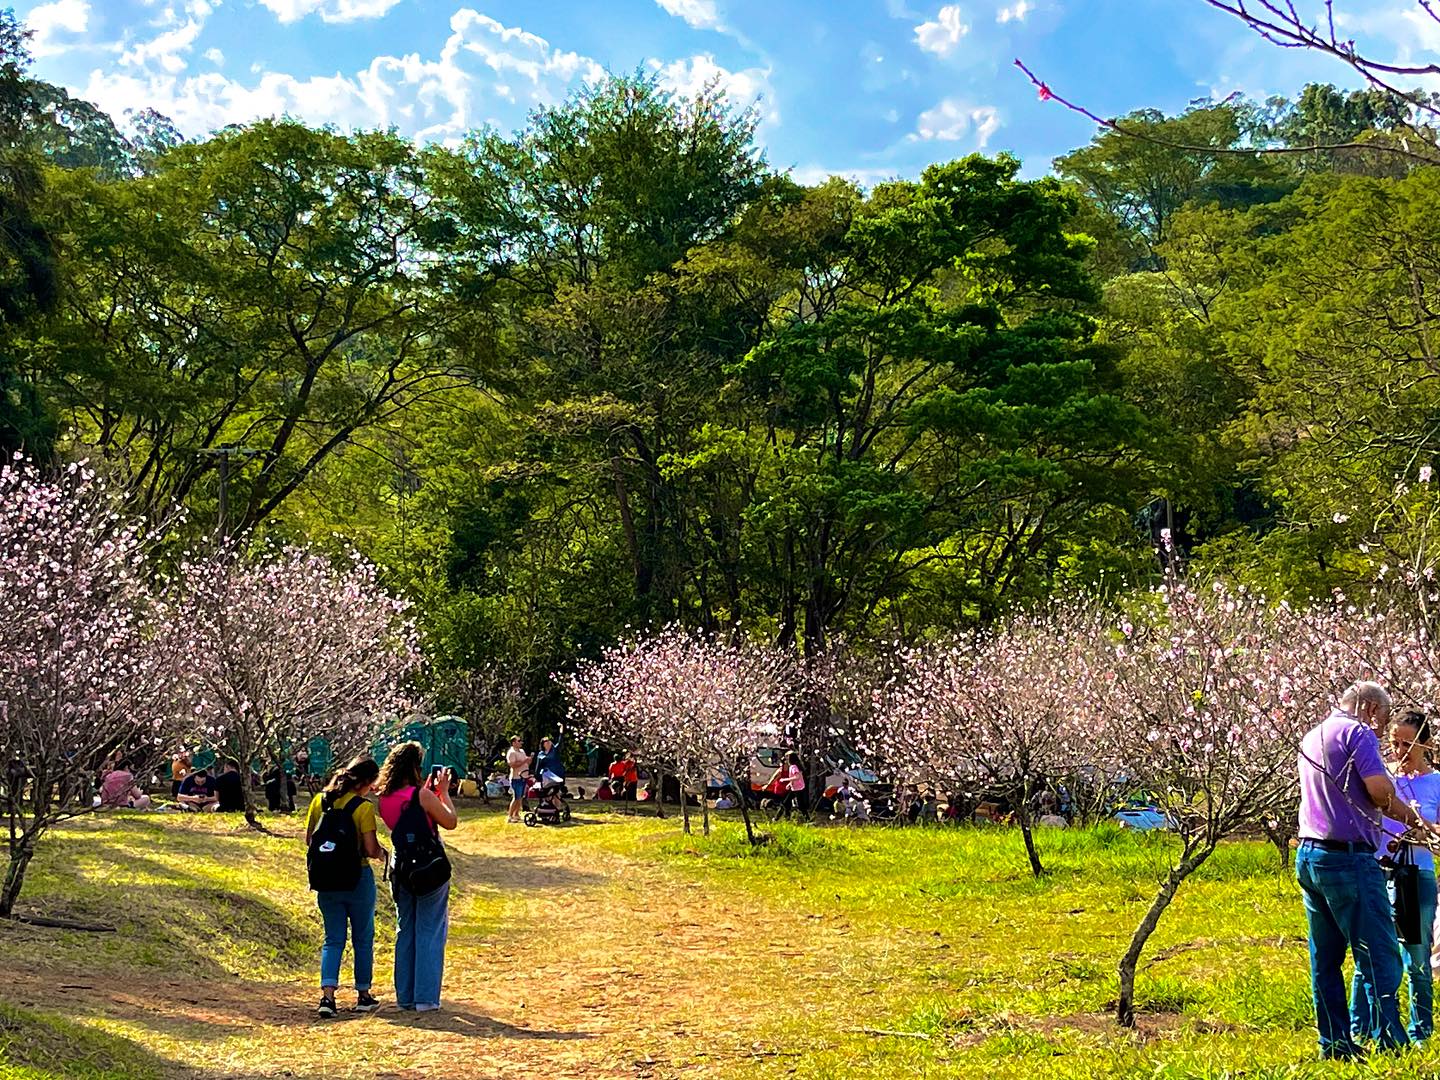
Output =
[
  {"x1": 393, "y1": 879, "x2": 450, "y2": 1010},
  {"x1": 316, "y1": 864, "x2": 376, "y2": 992},
  {"x1": 1296, "y1": 843, "x2": 1408, "y2": 1057},
  {"x1": 1351, "y1": 867, "x2": 1437, "y2": 1043}
]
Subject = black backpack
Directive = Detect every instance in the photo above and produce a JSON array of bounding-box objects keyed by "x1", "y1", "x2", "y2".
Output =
[
  {"x1": 390, "y1": 786, "x2": 451, "y2": 897},
  {"x1": 307, "y1": 794, "x2": 365, "y2": 893}
]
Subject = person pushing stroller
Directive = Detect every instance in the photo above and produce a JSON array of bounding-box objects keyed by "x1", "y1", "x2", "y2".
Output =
[{"x1": 524, "y1": 736, "x2": 571, "y2": 826}]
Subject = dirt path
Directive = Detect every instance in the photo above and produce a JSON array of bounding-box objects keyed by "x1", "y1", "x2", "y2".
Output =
[{"x1": 7, "y1": 818, "x2": 830, "y2": 1080}]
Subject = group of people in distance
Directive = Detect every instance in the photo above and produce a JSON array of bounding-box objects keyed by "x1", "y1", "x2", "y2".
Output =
[
  {"x1": 304, "y1": 741, "x2": 458, "y2": 1017},
  {"x1": 1298, "y1": 681, "x2": 1440, "y2": 1059},
  {"x1": 97, "y1": 754, "x2": 246, "y2": 813}
]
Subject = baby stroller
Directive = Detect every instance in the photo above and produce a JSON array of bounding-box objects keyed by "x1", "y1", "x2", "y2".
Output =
[{"x1": 523, "y1": 774, "x2": 572, "y2": 826}]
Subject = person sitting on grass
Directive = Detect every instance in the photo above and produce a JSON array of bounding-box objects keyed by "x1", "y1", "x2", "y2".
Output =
[
  {"x1": 169, "y1": 751, "x2": 190, "y2": 799},
  {"x1": 213, "y1": 758, "x2": 246, "y2": 813},
  {"x1": 99, "y1": 762, "x2": 151, "y2": 810},
  {"x1": 608, "y1": 752, "x2": 639, "y2": 801},
  {"x1": 176, "y1": 768, "x2": 218, "y2": 811}
]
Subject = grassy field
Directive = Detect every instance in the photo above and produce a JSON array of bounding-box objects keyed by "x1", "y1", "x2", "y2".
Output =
[{"x1": 3, "y1": 806, "x2": 1440, "y2": 1079}]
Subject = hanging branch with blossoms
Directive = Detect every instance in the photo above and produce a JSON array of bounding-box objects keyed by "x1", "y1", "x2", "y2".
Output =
[
  {"x1": 169, "y1": 545, "x2": 423, "y2": 825},
  {"x1": 1016, "y1": 2, "x2": 1440, "y2": 164},
  {"x1": 0, "y1": 456, "x2": 188, "y2": 919}
]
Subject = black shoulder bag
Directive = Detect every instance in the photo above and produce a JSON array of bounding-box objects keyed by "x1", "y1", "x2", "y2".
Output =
[
  {"x1": 389, "y1": 786, "x2": 452, "y2": 897},
  {"x1": 1391, "y1": 837, "x2": 1424, "y2": 945}
]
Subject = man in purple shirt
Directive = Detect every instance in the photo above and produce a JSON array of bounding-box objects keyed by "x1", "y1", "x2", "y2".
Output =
[{"x1": 1296, "y1": 681, "x2": 1438, "y2": 1059}]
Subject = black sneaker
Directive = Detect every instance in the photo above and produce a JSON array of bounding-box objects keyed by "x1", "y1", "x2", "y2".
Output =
[
  {"x1": 317, "y1": 995, "x2": 337, "y2": 1019},
  {"x1": 354, "y1": 991, "x2": 380, "y2": 1014}
]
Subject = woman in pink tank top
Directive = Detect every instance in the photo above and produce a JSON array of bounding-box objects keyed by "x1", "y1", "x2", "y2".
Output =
[{"x1": 375, "y1": 742, "x2": 458, "y2": 1012}]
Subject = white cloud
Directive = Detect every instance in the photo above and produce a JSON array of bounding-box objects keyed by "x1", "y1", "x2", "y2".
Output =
[
  {"x1": 27, "y1": 0, "x2": 89, "y2": 58},
  {"x1": 203, "y1": 47, "x2": 224, "y2": 65},
  {"x1": 120, "y1": 18, "x2": 204, "y2": 74},
  {"x1": 997, "y1": 0, "x2": 1032, "y2": 23},
  {"x1": 911, "y1": 98, "x2": 1000, "y2": 146},
  {"x1": 1333, "y1": 7, "x2": 1440, "y2": 92},
  {"x1": 650, "y1": 54, "x2": 778, "y2": 128},
  {"x1": 789, "y1": 163, "x2": 904, "y2": 187},
  {"x1": 914, "y1": 5, "x2": 968, "y2": 57},
  {"x1": 257, "y1": 0, "x2": 403, "y2": 24},
  {"x1": 655, "y1": 0, "x2": 723, "y2": 31},
  {"x1": 81, "y1": 7, "x2": 605, "y2": 140}
]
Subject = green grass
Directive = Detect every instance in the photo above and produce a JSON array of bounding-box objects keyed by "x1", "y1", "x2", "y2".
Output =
[
  {"x1": 5, "y1": 809, "x2": 1440, "y2": 1078},
  {"x1": 548, "y1": 816, "x2": 1440, "y2": 1078},
  {"x1": 0, "y1": 1003, "x2": 171, "y2": 1080}
]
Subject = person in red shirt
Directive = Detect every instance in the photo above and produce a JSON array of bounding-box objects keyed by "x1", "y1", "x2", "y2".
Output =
[{"x1": 607, "y1": 751, "x2": 639, "y2": 800}]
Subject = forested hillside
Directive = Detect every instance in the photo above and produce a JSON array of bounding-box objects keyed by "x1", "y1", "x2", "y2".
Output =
[{"x1": 3, "y1": 8, "x2": 1436, "y2": 725}]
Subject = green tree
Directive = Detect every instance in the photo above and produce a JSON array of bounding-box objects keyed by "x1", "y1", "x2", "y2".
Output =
[
  {"x1": 36, "y1": 120, "x2": 478, "y2": 533},
  {"x1": 719, "y1": 157, "x2": 1158, "y2": 649},
  {"x1": 1204, "y1": 169, "x2": 1440, "y2": 593},
  {"x1": 1055, "y1": 100, "x2": 1292, "y2": 271}
]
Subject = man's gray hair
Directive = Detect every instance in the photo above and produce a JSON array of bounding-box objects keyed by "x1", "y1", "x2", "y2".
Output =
[{"x1": 1340, "y1": 681, "x2": 1392, "y2": 715}]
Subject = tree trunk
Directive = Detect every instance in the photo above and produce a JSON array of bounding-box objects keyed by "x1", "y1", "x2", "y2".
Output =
[
  {"x1": 702, "y1": 792, "x2": 710, "y2": 837},
  {"x1": 1, "y1": 838, "x2": 36, "y2": 919},
  {"x1": 1018, "y1": 807, "x2": 1043, "y2": 878},
  {"x1": 680, "y1": 782, "x2": 692, "y2": 835},
  {"x1": 1115, "y1": 845, "x2": 1212, "y2": 1027},
  {"x1": 1263, "y1": 823, "x2": 1291, "y2": 871}
]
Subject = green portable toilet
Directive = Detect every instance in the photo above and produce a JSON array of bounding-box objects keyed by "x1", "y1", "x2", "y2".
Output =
[
  {"x1": 371, "y1": 716, "x2": 469, "y2": 775},
  {"x1": 307, "y1": 736, "x2": 333, "y2": 779},
  {"x1": 427, "y1": 716, "x2": 469, "y2": 774}
]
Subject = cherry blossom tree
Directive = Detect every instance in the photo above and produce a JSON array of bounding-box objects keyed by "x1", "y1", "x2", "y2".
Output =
[
  {"x1": 170, "y1": 545, "x2": 422, "y2": 824},
  {"x1": 0, "y1": 456, "x2": 185, "y2": 918},
  {"x1": 869, "y1": 601, "x2": 1110, "y2": 876},
  {"x1": 562, "y1": 625, "x2": 797, "y2": 845},
  {"x1": 1100, "y1": 575, "x2": 1346, "y2": 1027}
]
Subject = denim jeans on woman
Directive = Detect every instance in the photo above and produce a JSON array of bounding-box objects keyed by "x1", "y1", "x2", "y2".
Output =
[
  {"x1": 1351, "y1": 867, "x2": 1438, "y2": 1043},
  {"x1": 1296, "y1": 844, "x2": 1408, "y2": 1058},
  {"x1": 393, "y1": 879, "x2": 449, "y2": 1010},
  {"x1": 316, "y1": 864, "x2": 376, "y2": 992}
]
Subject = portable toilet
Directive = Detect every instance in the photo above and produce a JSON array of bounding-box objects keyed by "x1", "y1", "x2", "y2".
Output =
[
  {"x1": 307, "y1": 736, "x2": 334, "y2": 779},
  {"x1": 427, "y1": 716, "x2": 470, "y2": 774}
]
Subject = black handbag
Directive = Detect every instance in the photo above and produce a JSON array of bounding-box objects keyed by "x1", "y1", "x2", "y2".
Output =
[
  {"x1": 390, "y1": 786, "x2": 452, "y2": 897},
  {"x1": 1390, "y1": 841, "x2": 1424, "y2": 946}
]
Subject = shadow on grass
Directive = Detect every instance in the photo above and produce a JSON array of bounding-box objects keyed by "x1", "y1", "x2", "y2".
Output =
[
  {"x1": 0, "y1": 1001, "x2": 265, "y2": 1080},
  {"x1": 383, "y1": 1006, "x2": 594, "y2": 1042},
  {"x1": 442, "y1": 847, "x2": 605, "y2": 893}
]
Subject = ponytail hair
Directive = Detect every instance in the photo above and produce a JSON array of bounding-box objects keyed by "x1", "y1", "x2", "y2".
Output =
[
  {"x1": 324, "y1": 756, "x2": 380, "y2": 799},
  {"x1": 377, "y1": 741, "x2": 425, "y2": 796}
]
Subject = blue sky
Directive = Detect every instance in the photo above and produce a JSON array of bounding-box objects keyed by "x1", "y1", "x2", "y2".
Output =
[{"x1": 16, "y1": 0, "x2": 1435, "y2": 180}]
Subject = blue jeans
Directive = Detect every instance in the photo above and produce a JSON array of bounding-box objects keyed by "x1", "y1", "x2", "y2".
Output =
[
  {"x1": 1352, "y1": 867, "x2": 1438, "y2": 1042},
  {"x1": 316, "y1": 865, "x2": 375, "y2": 992},
  {"x1": 1296, "y1": 844, "x2": 1408, "y2": 1057},
  {"x1": 393, "y1": 879, "x2": 449, "y2": 1010}
]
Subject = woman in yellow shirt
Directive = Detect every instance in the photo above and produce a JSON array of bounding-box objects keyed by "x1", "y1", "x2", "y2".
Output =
[{"x1": 304, "y1": 758, "x2": 385, "y2": 1018}]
